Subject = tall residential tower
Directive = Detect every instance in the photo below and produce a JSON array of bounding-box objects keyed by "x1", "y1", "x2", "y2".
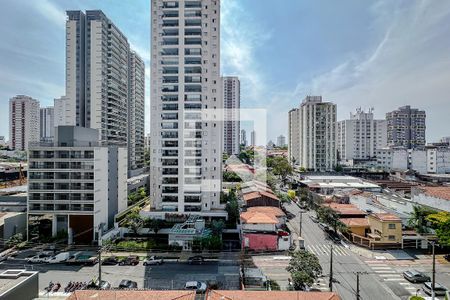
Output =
[
  {"x1": 288, "y1": 96, "x2": 337, "y2": 171},
  {"x1": 337, "y1": 108, "x2": 387, "y2": 161},
  {"x1": 150, "y1": 0, "x2": 224, "y2": 215},
  {"x1": 40, "y1": 106, "x2": 55, "y2": 141},
  {"x1": 9, "y1": 95, "x2": 40, "y2": 151},
  {"x1": 386, "y1": 105, "x2": 426, "y2": 149},
  {"x1": 222, "y1": 76, "x2": 240, "y2": 155}
]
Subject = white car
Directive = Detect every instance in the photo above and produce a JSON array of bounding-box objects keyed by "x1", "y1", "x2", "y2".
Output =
[
  {"x1": 143, "y1": 256, "x2": 164, "y2": 266},
  {"x1": 27, "y1": 253, "x2": 52, "y2": 263},
  {"x1": 184, "y1": 281, "x2": 207, "y2": 293}
]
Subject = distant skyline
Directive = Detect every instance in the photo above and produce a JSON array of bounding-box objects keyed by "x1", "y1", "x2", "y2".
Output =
[{"x1": 1, "y1": 1, "x2": 450, "y2": 144}]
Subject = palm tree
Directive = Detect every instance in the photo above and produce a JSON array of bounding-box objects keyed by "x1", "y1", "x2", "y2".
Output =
[{"x1": 408, "y1": 206, "x2": 433, "y2": 234}]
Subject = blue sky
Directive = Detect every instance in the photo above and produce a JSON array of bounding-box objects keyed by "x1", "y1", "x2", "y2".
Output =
[{"x1": 1, "y1": 0, "x2": 450, "y2": 144}]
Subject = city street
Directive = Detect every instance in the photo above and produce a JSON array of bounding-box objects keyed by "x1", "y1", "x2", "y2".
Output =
[{"x1": 284, "y1": 200, "x2": 450, "y2": 299}]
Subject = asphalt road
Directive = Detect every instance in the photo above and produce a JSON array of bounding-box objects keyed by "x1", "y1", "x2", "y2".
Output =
[{"x1": 284, "y1": 201, "x2": 400, "y2": 300}]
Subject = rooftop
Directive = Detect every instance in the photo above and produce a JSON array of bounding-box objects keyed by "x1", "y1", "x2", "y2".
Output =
[
  {"x1": 240, "y1": 211, "x2": 278, "y2": 224},
  {"x1": 323, "y1": 203, "x2": 367, "y2": 216},
  {"x1": 340, "y1": 218, "x2": 370, "y2": 227},
  {"x1": 246, "y1": 206, "x2": 285, "y2": 217},
  {"x1": 206, "y1": 290, "x2": 341, "y2": 300},
  {"x1": 66, "y1": 290, "x2": 196, "y2": 300},
  {"x1": 0, "y1": 269, "x2": 38, "y2": 296},
  {"x1": 371, "y1": 213, "x2": 402, "y2": 222},
  {"x1": 416, "y1": 186, "x2": 450, "y2": 201}
]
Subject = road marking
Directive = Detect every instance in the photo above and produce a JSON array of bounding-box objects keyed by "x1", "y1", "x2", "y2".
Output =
[
  {"x1": 384, "y1": 277, "x2": 404, "y2": 281},
  {"x1": 371, "y1": 266, "x2": 392, "y2": 269},
  {"x1": 379, "y1": 274, "x2": 402, "y2": 277},
  {"x1": 375, "y1": 270, "x2": 396, "y2": 273}
]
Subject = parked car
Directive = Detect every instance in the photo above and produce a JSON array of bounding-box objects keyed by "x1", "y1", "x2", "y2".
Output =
[
  {"x1": 47, "y1": 252, "x2": 70, "y2": 264},
  {"x1": 102, "y1": 256, "x2": 119, "y2": 265},
  {"x1": 327, "y1": 231, "x2": 341, "y2": 243},
  {"x1": 184, "y1": 281, "x2": 207, "y2": 293},
  {"x1": 318, "y1": 222, "x2": 329, "y2": 230},
  {"x1": 403, "y1": 270, "x2": 430, "y2": 283},
  {"x1": 309, "y1": 215, "x2": 319, "y2": 223},
  {"x1": 286, "y1": 212, "x2": 296, "y2": 220},
  {"x1": 143, "y1": 255, "x2": 164, "y2": 266},
  {"x1": 118, "y1": 279, "x2": 138, "y2": 289},
  {"x1": 444, "y1": 254, "x2": 450, "y2": 262},
  {"x1": 119, "y1": 255, "x2": 140, "y2": 266},
  {"x1": 87, "y1": 279, "x2": 111, "y2": 290},
  {"x1": 187, "y1": 255, "x2": 204, "y2": 265},
  {"x1": 422, "y1": 281, "x2": 448, "y2": 296},
  {"x1": 27, "y1": 253, "x2": 52, "y2": 263}
]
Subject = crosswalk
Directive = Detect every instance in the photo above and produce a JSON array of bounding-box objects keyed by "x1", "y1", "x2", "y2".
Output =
[
  {"x1": 313, "y1": 277, "x2": 329, "y2": 291},
  {"x1": 365, "y1": 260, "x2": 417, "y2": 295},
  {"x1": 306, "y1": 244, "x2": 350, "y2": 257}
]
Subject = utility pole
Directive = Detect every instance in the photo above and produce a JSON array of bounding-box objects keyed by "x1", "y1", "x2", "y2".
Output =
[
  {"x1": 329, "y1": 244, "x2": 333, "y2": 292},
  {"x1": 299, "y1": 210, "x2": 303, "y2": 237},
  {"x1": 98, "y1": 248, "x2": 102, "y2": 285},
  {"x1": 432, "y1": 241, "x2": 436, "y2": 300},
  {"x1": 356, "y1": 272, "x2": 360, "y2": 300}
]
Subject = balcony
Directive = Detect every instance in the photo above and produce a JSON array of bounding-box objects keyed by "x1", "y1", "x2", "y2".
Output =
[
  {"x1": 161, "y1": 113, "x2": 178, "y2": 120},
  {"x1": 185, "y1": 48, "x2": 201, "y2": 56},
  {"x1": 185, "y1": 67, "x2": 201, "y2": 74},
  {"x1": 162, "y1": 67, "x2": 178, "y2": 74},
  {"x1": 162, "y1": 141, "x2": 178, "y2": 148},
  {"x1": 162, "y1": 95, "x2": 179, "y2": 101},
  {"x1": 162, "y1": 1, "x2": 179, "y2": 8},
  {"x1": 162, "y1": 76, "x2": 178, "y2": 84},
  {"x1": 162, "y1": 150, "x2": 179, "y2": 157},
  {"x1": 185, "y1": 103, "x2": 202, "y2": 110},
  {"x1": 162, "y1": 159, "x2": 178, "y2": 166},
  {"x1": 162, "y1": 20, "x2": 179, "y2": 27},
  {"x1": 161, "y1": 131, "x2": 178, "y2": 139},
  {"x1": 162, "y1": 168, "x2": 178, "y2": 175},
  {"x1": 162, "y1": 85, "x2": 178, "y2": 92},
  {"x1": 184, "y1": 38, "x2": 201, "y2": 45},
  {"x1": 185, "y1": 1, "x2": 202, "y2": 9},
  {"x1": 162, "y1": 187, "x2": 178, "y2": 194},
  {"x1": 161, "y1": 48, "x2": 179, "y2": 56}
]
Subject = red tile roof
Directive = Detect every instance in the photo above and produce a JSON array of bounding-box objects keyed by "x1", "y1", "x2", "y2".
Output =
[
  {"x1": 240, "y1": 211, "x2": 279, "y2": 224},
  {"x1": 372, "y1": 213, "x2": 401, "y2": 222},
  {"x1": 246, "y1": 206, "x2": 285, "y2": 217},
  {"x1": 66, "y1": 290, "x2": 196, "y2": 300},
  {"x1": 206, "y1": 290, "x2": 341, "y2": 300},
  {"x1": 417, "y1": 186, "x2": 450, "y2": 201},
  {"x1": 340, "y1": 218, "x2": 370, "y2": 227},
  {"x1": 323, "y1": 203, "x2": 366, "y2": 216}
]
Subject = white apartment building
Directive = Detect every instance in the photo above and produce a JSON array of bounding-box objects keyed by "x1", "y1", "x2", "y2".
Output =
[
  {"x1": 66, "y1": 10, "x2": 130, "y2": 145},
  {"x1": 128, "y1": 51, "x2": 146, "y2": 174},
  {"x1": 375, "y1": 147, "x2": 450, "y2": 174},
  {"x1": 54, "y1": 96, "x2": 71, "y2": 128},
  {"x1": 9, "y1": 95, "x2": 40, "y2": 151},
  {"x1": 337, "y1": 108, "x2": 387, "y2": 161},
  {"x1": 276, "y1": 135, "x2": 286, "y2": 147},
  {"x1": 40, "y1": 106, "x2": 54, "y2": 141},
  {"x1": 288, "y1": 108, "x2": 300, "y2": 164},
  {"x1": 27, "y1": 126, "x2": 127, "y2": 244},
  {"x1": 222, "y1": 76, "x2": 240, "y2": 155},
  {"x1": 288, "y1": 96, "x2": 337, "y2": 171},
  {"x1": 150, "y1": 0, "x2": 224, "y2": 216}
]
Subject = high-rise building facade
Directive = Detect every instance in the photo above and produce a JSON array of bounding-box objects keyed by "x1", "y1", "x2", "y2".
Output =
[
  {"x1": 28, "y1": 126, "x2": 127, "y2": 244},
  {"x1": 240, "y1": 129, "x2": 247, "y2": 147},
  {"x1": 66, "y1": 10, "x2": 130, "y2": 145},
  {"x1": 288, "y1": 96, "x2": 337, "y2": 171},
  {"x1": 54, "y1": 96, "x2": 71, "y2": 128},
  {"x1": 128, "y1": 51, "x2": 146, "y2": 173},
  {"x1": 40, "y1": 107, "x2": 55, "y2": 141},
  {"x1": 276, "y1": 135, "x2": 286, "y2": 148},
  {"x1": 386, "y1": 105, "x2": 426, "y2": 149},
  {"x1": 222, "y1": 76, "x2": 240, "y2": 155},
  {"x1": 336, "y1": 108, "x2": 387, "y2": 161},
  {"x1": 9, "y1": 95, "x2": 40, "y2": 151},
  {"x1": 250, "y1": 130, "x2": 256, "y2": 147},
  {"x1": 288, "y1": 108, "x2": 300, "y2": 164},
  {"x1": 150, "y1": 0, "x2": 224, "y2": 215}
]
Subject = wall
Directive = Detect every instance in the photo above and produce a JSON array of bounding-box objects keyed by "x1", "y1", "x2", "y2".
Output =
[
  {"x1": 242, "y1": 233, "x2": 277, "y2": 251},
  {"x1": 411, "y1": 190, "x2": 450, "y2": 212},
  {"x1": 367, "y1": 216, "x2": 402, "y2": 243},
  {"x1": 241, "y1": 223, "x2": 276, "y2": 232},
  {"x1": 3, "y1": 213, "x2": 27, "y2": 240}
]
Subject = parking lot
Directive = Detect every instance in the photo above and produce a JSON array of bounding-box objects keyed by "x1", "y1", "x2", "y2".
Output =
[{"x1": 0, "y1": 250, "x2": 241, "y2": 293}]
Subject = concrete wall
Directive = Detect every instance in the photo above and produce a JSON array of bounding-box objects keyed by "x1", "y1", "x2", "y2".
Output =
[{"x1": 411, "y1": 190, "x2": 450, "y2": 212}]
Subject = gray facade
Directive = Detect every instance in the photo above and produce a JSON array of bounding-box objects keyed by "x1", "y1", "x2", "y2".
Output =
[
  {"x1": 222, "y1": 76, "x2": 240, "y2": 155},
  {"x1": 66, "y1": 10, "x2": 130, "y2": 146},
  {"x1": 39, "y1": 106, "x2": 55, "y2": 141},
  {"x1": 386, "y1": 105, "x2": 426, "y2": 149},
  {"x1": 128, "y1": 51, "x2": 146, "y2": 173}
]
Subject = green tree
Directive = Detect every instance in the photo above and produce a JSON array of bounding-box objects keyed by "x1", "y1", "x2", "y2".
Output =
[
  {"x1": 286, "y1": 250, "x2": 322, "y2": 290},
  {"x1": 223, "y1": 171, "x2": 242, "y2": 182},
  {"x1": 435, "y1": 219, "x2": 450, "y2": 246},
  {"x1": 211, "y1": 219, "x2": 225, "y2": 235},
  {"x1": 408, "y1": 206, "x2": 435, "y2": 234},
  {"x1": 225, "y1": 189, "x2": 239, "y2": 225},
  {"x1": 316, "y1": 206, "x2": 345, "y2": 233},
  {"x1": 123, "y1": 207, "x2": 144, "y2": 234},
  {"x1": 145, "y1": 218, "x2": 164, "y2": 234},
  {"x1": 271, "y1": 156, "x2": 293, "y2": 182},
  {"x1": 5, "y1": 233, "x2": 24, "y2": 248}
]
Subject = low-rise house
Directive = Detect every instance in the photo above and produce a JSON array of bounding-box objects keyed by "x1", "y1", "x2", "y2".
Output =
[
  {"x1": 340, "y1": 218, "x2": 370, "y2": 236},
  {"x1": 367, "y1": 213, "x2": 403, "y2": 246},
  {"x1": 240, "y1": 206, "x2": 290, "y2": 251},
  {"x1": 242, "y1": 191, "x2": 280, "y2": 208},
  {"x1": 66, "y1": 290, "x2": 196, "y2": 300},
  {"x1": 411, "y1": 186, "x2": 450, "y2": 212},
  {"x1": 301, "y1": 175, "x2": 382, "y2": 195},
  {"x1": 322, "y1": 203, "x2": 367, "y2": 218}
]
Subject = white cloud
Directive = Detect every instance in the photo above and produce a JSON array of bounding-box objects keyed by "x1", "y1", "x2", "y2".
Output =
[{"x1": 31, "y1": 0, "x2": 66, "y2": 27}]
